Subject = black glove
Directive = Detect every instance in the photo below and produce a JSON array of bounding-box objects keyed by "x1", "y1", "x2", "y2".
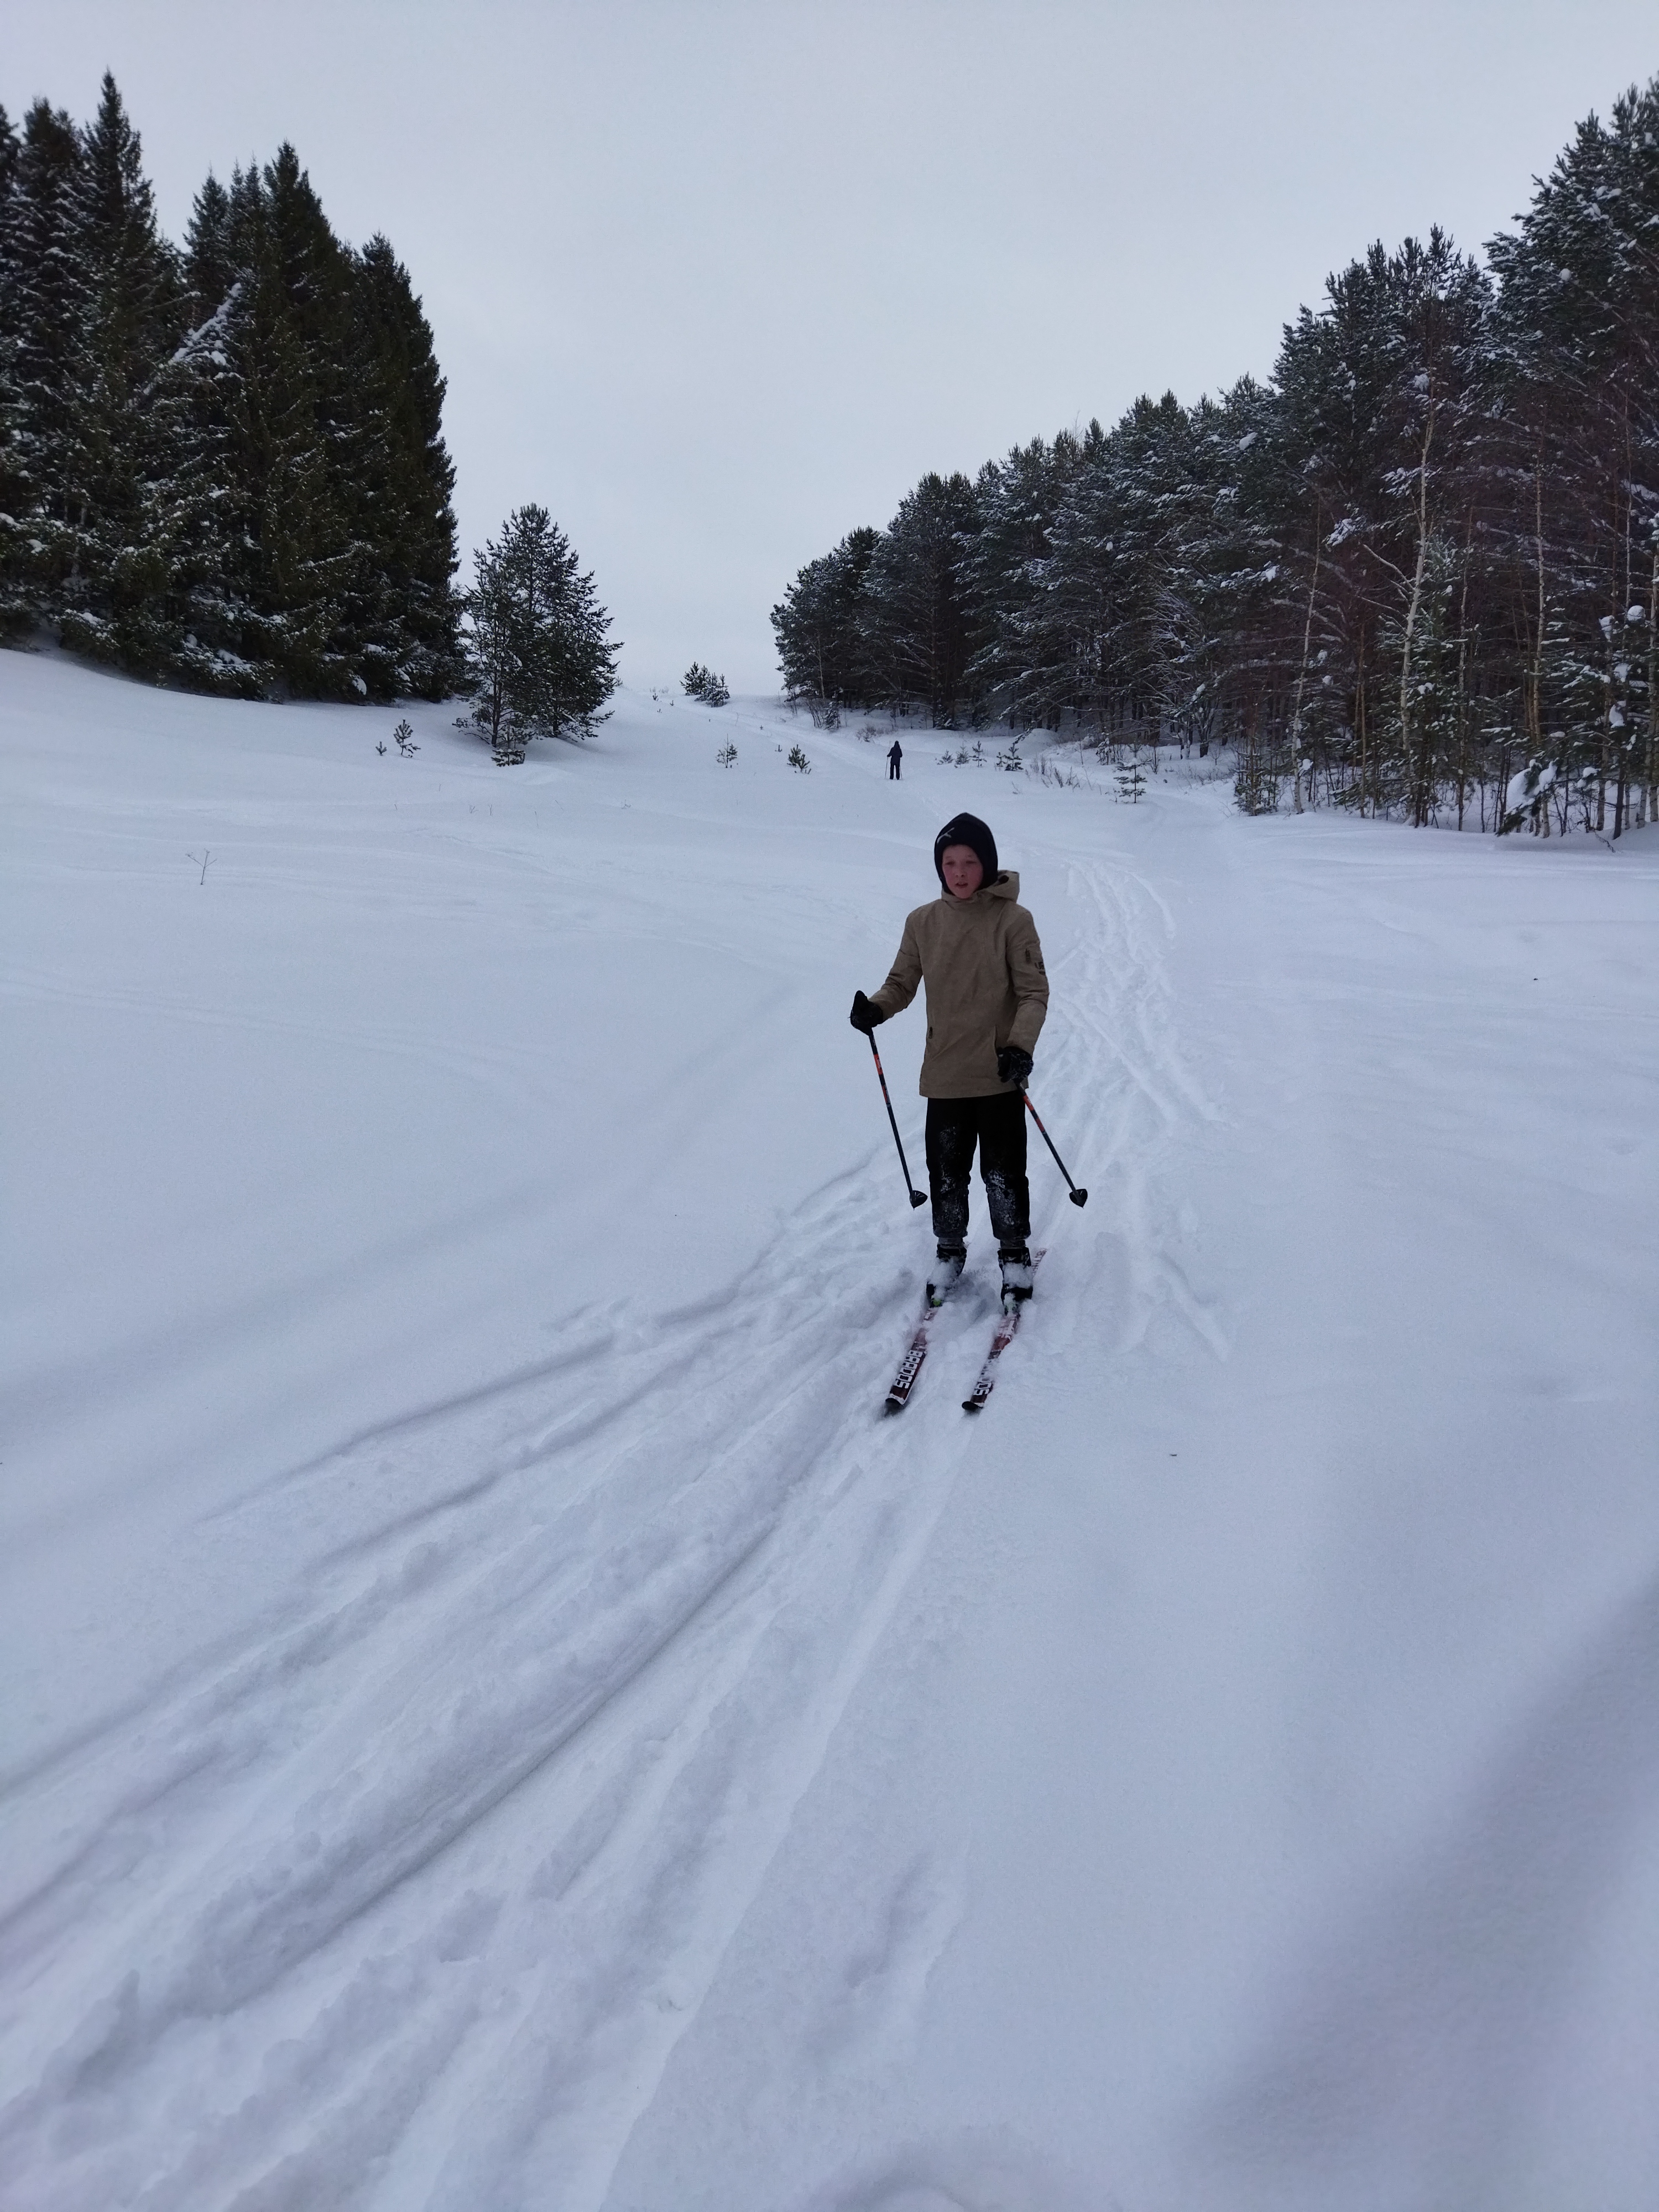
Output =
[
  {"x1": 850, "y1": 990, "x2": 884, "y2": 1034},
  {"x1": 997, "y1": 1046, "x2": 1033, "y2": 1088}
]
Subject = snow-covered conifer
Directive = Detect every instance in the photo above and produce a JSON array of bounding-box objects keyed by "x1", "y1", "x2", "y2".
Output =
[
  {"x1": 682, "y1": 662, "x2": 729, "y2": 705},
  {"x1": 56, "y1": 75, "x2": 185, "y2": 672},
  {"x1": 3, "y1": 101, "x2": 86, "y2": 627},
  {"x1": 770, "y1": 525, "x2": 879, "y2": 707},
  {"x1": 462, "y1": 505, "x2": 619, "y2": 761},
  {"x1": 860, "y1": 472, "x2": 984, "y2": 726}
]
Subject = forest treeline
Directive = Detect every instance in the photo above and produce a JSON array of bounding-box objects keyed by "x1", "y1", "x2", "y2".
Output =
[
  {"x1": 0, "y1": 74, "x2": 459, "y2": 701},
  {"x1": 773, "y1": 79, "x2": 1659, "y2": 835}
]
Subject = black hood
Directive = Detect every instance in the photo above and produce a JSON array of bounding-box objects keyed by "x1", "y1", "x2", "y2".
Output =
[{"x1": 933, "y1": 811, "x2": 1000, "y2": 889}]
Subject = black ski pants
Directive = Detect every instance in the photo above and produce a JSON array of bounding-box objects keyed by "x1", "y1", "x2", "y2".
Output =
[
  {"x1": 888, "y1": 757, "x2": 901, "y2": 779},
  {"x1": 925, "y1": 1091, "x2": 1029, "y2": 1251}
]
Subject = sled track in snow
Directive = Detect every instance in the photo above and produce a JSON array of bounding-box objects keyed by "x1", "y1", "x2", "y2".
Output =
[{"x1": 0, "y1": 841, "x2": 1212, "y2": 2212}]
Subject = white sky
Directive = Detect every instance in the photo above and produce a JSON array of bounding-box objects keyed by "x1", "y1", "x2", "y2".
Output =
[{"x1": 8, "y1": 2, "x2": 1656, "y2": 692}]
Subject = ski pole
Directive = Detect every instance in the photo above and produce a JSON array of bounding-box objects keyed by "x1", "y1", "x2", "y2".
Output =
[
  {"x1": 867, "y1": 1032, "x2": 927, "y2": 1208},
  {"x1": 1022, "y1": 1089, "x2": 1088, "y2": 1206}
]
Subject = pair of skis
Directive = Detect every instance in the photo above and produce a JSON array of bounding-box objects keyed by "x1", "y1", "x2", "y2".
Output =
[{"x1": 884, "y1": 1253, "x2": 1042, "y2": 1416}]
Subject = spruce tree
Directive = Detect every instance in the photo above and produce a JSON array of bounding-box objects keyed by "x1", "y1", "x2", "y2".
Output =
[
  {"x1": 862, "y1": 472, "x2": 983, "y2": 724},
  {"x1": 255, "y1": 143, "x2": 359, "y2": 692},
  {"x1": 59, "y1": 74, "x2": 184, "y2": 670},
  {"x1": 6, "y1": 101, "x2": 85, "y2": 623},
  {"x1": 346, "y1": 234, "x2": 461, "y2": 698},
  {"x1": 2, "y1": 81, "x2": 464, "y2": 702},
  {"x1": 181, "y1": 171, "x2": 234, "y2": 325},
  {"x1": 462, "y1": 505, "x2": 619, "y2": 760},
  {"x1": 769, "y1": 525, "x2": 879, "y2": 706},
  {"x1": 0, "y1": 103, "x2": 27, "y2": 633}
]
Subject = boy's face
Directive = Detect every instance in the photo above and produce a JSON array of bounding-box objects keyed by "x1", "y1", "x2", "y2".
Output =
[{"x1": 941, "y1": 844, "x2": 984, "y2": 899}]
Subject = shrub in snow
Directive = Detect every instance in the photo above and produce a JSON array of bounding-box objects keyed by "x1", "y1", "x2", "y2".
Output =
[
  {"x1": 787, "y1": 743, "x2": 812, "y2": 774},
  {"x1": 684, "y1": 664, "x2": 730, "y2": 706},
  {"x1": 716, "y1": 741, "x2": 737, "y2": 766},
  {"x1": 1500, "y1": 758, "x2": 1558, "y2": 836}
]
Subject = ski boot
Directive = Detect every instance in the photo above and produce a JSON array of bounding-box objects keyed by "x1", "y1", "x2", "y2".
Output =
[
  {"x1": 927, "y1": 1245, "x2": 966, "y2": 1308},
  {"x1": 998, "y1": 1244, "x2": 1035, "y2": 1312}
]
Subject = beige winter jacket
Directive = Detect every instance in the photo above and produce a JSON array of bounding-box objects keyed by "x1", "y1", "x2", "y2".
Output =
[{"x1": 868, "y1": 871, "x2": 1048, "y2": 1098}]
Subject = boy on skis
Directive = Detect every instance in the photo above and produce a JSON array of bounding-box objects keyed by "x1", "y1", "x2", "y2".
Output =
[{"x1": 850, "y1": 811, "x2": 1048, "y2": 1311}]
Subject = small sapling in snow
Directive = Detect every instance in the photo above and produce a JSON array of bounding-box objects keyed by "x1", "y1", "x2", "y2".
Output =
[
  {"x1": 186, "y1": 849, "x2": 213, "y2": 884},
  {"x1": 393, "y1": 719, "x2": 418, "y2": 756},
  {"x1": 717, "y1": 741, "x2": 738, "y2": 767},
  {"x1": 376, "y1": 740, "x2": 388, "y2": 754},
  {"x1": 787, "y1": 743, "x2": 812, "y2": 774},
  {"x1": 684, "y1": 662, "x2": 731, "y2": 706}
]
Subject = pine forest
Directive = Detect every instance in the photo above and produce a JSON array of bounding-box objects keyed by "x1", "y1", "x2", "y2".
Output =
[
  {"x1": 772, "y1": 77, "x2": 1659, "y2": 836},
  {"x1": 0, "y1": 75, "x2": 460, "y2": 702}
]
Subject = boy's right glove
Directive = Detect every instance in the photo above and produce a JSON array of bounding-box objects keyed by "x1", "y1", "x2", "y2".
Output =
[
  {"x1": 997, "y1": 1046, "x2": 1034, "y2": 1088},
  {"x1": 849, "y1": 990, "x2": 884, "y2": 1034}
]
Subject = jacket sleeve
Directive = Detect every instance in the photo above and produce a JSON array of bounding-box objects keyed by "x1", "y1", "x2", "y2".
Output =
[
  {"x1": 1006, "y1": 909, "x2": 1049, "y2": 1055},
  {"x1": 868, "y1": 913, "x2": 922, "y2": 1021}
]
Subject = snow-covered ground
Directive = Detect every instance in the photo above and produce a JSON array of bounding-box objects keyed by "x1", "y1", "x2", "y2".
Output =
[{"x1": 3, "y1": 649, "x2": 1657, "y2": 2212}]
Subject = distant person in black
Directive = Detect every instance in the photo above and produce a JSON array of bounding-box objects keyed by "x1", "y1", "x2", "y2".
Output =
[{"x1": 888, "y1": 740, "x2": 902, "y2": 780}]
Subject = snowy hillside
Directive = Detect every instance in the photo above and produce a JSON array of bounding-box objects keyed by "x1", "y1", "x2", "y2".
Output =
[{"x1": 3, "y1": 650, "x2": 1657, "y2": 2212}]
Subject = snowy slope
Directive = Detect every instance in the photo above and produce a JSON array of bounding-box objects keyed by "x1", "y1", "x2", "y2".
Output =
[{"x1": 3, "y1": 650, "x2": 1657, "y2": 2212}]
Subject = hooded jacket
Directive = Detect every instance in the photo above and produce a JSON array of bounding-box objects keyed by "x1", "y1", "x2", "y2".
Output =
[{"x1": 868, "y1": 871, "x2": 1048, "y2": 1098}]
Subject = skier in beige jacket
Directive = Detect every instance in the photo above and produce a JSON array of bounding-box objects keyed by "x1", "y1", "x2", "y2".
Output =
[{"x1": 851, "y1": 811, "x2": 1048, "y2": 1309}]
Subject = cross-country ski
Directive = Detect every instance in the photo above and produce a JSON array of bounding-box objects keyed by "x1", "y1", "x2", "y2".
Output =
[
  {"x1": 883, "y1": 1305, "x2": 935, "y2": 1413},
  {"x1": 962, "y1": 1250, "x2": 1046, "y2": 1411}
]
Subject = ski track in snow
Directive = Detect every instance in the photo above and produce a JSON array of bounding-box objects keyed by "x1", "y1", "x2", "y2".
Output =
[
  {"x1": 1, "y1": 808, "x2": 1212, "y2": 2210},
  {"x1": 11, "y1": 669, "x2": 1659, "y2": 2210}
]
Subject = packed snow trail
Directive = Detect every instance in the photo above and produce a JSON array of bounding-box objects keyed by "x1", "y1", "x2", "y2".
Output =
[
  {"x1": 3, "y1": 1190, "x2": 1046, "y2": 2208},
  {"x1": 3, "y1": 655, "x2": 1657, "y2": 2210}
]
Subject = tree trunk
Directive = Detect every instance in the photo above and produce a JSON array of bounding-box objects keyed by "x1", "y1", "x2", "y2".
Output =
[
  {"x1": 1399, "y1": 408, "x2": 1436, "y2": 828},
  {"x1": 1455, "y1": 520, "x2": 1472, "y2": 831},
  {"x1": 1289, "y1": 499, "x2": 1322, "y2": 814}
]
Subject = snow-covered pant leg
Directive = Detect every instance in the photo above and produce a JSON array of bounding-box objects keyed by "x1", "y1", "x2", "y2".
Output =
[
  {"x1": 925, "y1": 1093, "x2": 1029, "y2": 1248},
  {"x1": 925, "y1": 1098, "x2": 976, "y2": 1247},
  {"x1": 976, "y1": 1089, "x2": 1031, "y2": 1246}
]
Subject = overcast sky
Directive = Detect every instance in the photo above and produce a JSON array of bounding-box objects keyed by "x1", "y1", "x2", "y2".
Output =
[{"x1": 8, "y1": 2, "x2": 1656, "y2": 691}]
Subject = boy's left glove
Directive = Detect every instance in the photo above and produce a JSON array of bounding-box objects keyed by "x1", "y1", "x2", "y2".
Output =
[{"x1": 997, "y1": 1046, "x2": 1033, "y2": 1088}]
